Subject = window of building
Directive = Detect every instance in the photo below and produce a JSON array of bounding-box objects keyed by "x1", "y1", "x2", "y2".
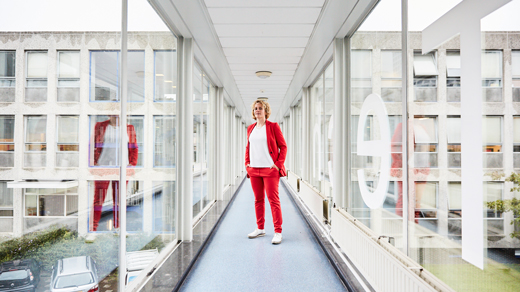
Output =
[
  {"x1": 24, "y1": 115, "x2": 46, "y2": 168},
  {"x1": 413, "y1": 51, "x2": 438, "y2": 102},
  {"x1": 154, "y1": 50, "x2": 177, "y2": 102},
  {"x1": 88, "y1": 115, "x2": 142, "y2": 167},
  {"x1": 513, "y1": 51, "x2": 520, "y2": 102},
  {"x1": 0, "y1": 181, "x2": 13, "y2": 232},
  {"x1": 482, "y1": 50, "x2": 503, "y2": 102},
  {"x1": 351, "y1": 50, "x2": 372, "y2": 102},
  {"x1": 483, "y1": 116, "x2": 502, "y2": 168},
  {"x1": 128, "y1": 116, "x2": 144, "y2": 167},
  {"x1": 381, "y1": 50, "x2": 402, "y2": 102},
  {"x1": 25, "y1": 187, "x2": 78, "y2": 217},
  {"x1": 415, "y1": 182, "x2": 438, "y2": 221},
  {"x1": 446, "y1": 50, "x2": 461, "y2": 102},
  {"x1": 447, "y1": 116, "x2": 461, "y2": 168},
  {"x1": 153, "y1": 181, "x2": 176, "y2": 233},
  {"x1": 56, "y1": 116, "x2": 79, "y2": 167},
  {"x1": 0, "y1": 116, "x2": 14, "y2": 167},
  {"x1": 484, "y1": 182, "x2": 504, "y2": 236},
  {"x1": 514, "y1": 116, "x2": 520, "y2": 168},
  {"x1": 90, "y1": 51, "x2": 144, "y2": 102},
  {"x1": 26, "y1": 51, "x2": 48, "y2": 102},
  {"x1": 0, "y1": 51, "x2": 16, "y2": 102},
  {"x1": 154, "y1": 116, "x2": 175, "y2": 167},
  {"x1": 57, "y1": 51, "x2": 80, "y2": 102},
  {"x1": 414, "y1": 116, "x2": 438, "y2": 168},
  {"x1": 447, "y1": 182, "x2": 461, "y2": 237}
]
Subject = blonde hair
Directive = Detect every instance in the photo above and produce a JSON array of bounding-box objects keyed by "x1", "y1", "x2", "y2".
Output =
[{"x1": 251, "y1": 100, "x2": 271, "y2": 120}]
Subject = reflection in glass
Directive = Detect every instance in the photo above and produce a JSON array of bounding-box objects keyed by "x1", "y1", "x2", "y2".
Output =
[{"x1": 154, "y1": 50, "x2": 177, "y2": 101}]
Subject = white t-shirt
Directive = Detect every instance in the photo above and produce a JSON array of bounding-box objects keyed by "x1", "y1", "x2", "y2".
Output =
[
  {"x1": 249, "y1": 125, "x2": 275, "y2": 168},
  {"x1": 97, "y1": 124, "x2": 119, "y2": 166}
]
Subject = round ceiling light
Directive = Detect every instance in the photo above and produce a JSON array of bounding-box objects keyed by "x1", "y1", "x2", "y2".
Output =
[
  {"x1": 257, "y1": 97, "x2": 268, "y2": 100},
  {"x1": 255, "y1": 71, "x2": 272, "y2": 79}
]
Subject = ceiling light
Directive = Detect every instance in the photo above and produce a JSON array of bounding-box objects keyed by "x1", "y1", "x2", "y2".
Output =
[
  {"x1": 172, "y1": 86, "x2": 177, "y2": 88},
  {"x1": 257, "y1": 97, "x2": 268, "y2": 101},
  {"x1": 165, "y1": 80, "x2": 172, "y2": 83},
  {"x1": 255, "y1": 71, "x2": 272, "y2": 79},
  {"x1": 156, "y1": 74, "x2": 164, "y2": 77}
]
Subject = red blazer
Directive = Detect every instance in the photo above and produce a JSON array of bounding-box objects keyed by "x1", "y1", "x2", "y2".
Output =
[
  {"x1": 245, "y1": 120, "x2": 287, "y2": 177},
  {"x1": 93, "y1": 120, "x2": 138, "y2": 166}
]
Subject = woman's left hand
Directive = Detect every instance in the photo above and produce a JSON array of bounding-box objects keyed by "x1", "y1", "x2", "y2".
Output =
[{"x1": 270, "y1": 164, "x2": 279, "y2": 171}]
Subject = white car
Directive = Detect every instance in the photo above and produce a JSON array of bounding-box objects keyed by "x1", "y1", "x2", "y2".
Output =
[{"x1": 50, "y1": 256, "x2": 99, "y2": 292}]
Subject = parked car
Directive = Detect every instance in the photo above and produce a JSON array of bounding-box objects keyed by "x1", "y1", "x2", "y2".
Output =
[
  {"x1": 0, "y1": 259, "x2": 41, "y2": 292},
  {"x1": 50, "y1": 256, "x2": 98, "y2": 292}
]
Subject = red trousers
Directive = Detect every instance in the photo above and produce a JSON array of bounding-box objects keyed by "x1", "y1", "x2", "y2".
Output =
[
  {"x1": 92, "y1": 181, "x2": 127, "y2": 231},
  {"x1": 248, "y1": 167, "x2": 283, "y2": 233}
]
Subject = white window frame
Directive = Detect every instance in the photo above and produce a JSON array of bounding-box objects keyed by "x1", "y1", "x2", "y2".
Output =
[
  {"x1": 23, "y1": 187, "x2": 78, "y2": 218},
  {"x1": 0, "y1": 51, "x2": 16, "y2": 88},
  {"x1": 25, "y1": 51, "x2": 48, "y2": 88}
]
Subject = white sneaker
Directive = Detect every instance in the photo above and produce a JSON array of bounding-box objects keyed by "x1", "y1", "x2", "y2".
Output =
[
  {"x1": 248, "y1": 229, "x2": 265, "y2": 238},
  {"x1": 272, "y1": 233, "x2": 282, "y2": 244}
]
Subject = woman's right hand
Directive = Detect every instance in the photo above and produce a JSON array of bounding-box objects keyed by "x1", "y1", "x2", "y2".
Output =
[{"x1": 246, "y1": 164, "x2": 250, "y2": 168}]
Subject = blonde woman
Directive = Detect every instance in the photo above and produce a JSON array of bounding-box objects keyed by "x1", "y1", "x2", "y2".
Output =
[{"x1": 245, "y1": 100, "x2": 287, "y2": 244}]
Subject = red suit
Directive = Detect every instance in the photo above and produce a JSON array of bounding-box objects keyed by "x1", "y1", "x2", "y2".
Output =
[
  {"x1": 245, "y1": 120, "x2": 287, "y2": 233},
  {"x1": 91, "y1": 120, "x2": 138, "y2": 231}
]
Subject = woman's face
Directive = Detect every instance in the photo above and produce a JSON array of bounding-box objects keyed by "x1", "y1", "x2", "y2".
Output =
[{"x1": 254, "y1": 103, "x2": 266, "y2": 119}]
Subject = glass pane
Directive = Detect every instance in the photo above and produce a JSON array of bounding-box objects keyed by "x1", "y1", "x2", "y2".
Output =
[
  {"x1": 154, "y1": 116, "x2": 175, "y2": 167},
  {"x1": 89, "y1": 115, "x2": 120, "y2": 167},
  {"x1": 25, "y1": 195, "x2": 37, "y2": 216},
  {"x1": 513, "y1": 51, "x2": 520, "y2": 79},
  {"x1": 414, "y1": 52, "x2": 438, "y2": 76},
  {"x1": 25, "y1": 116, "x2": 46, "y2": 143},
  {"x1": 90, "y1": 51, "x2": 118, "y2": 101},
  {"x1": 446, "y1": 51, "x2": 461, "y2": 77},
  {"x1": 482, "y1": 116, "x2": 501, "y2": 145},
  {"x1": 128, "y1": 51, "x2": 144, "y2": 102},
  {"x1": 154, "y1": 50, "x2": 177, "y2": 101},
  {"x1": 448, "y1": 182, "x2": 461, "y2": 210},
  {"x1": 0, "y1": 116, "x2": 14, "y2": 142},
  {"x1": 57, "y1": 116, "x2": 79, "y2": 143},
  {"x1": 447, "y1": 117, "x2": 461, "y2": 144},
  {"x1": 58, "y1": 51, "x2": 80, "y2": 78},
  {"x1": 128, "y1": 116, "x2": 144, "y2": 167},
  {"x1": 414, "y1": 117, "x2": 437, "y2": 143},
  {"x1": 381, "y1": 50, "x2": 402, "y2": 79},
  {"x1": 351, "y1": 50, "x2": 372, "y2": 79},
  {"x1": 482, "y1": 51, "x2": 502, "y2": 79},
  {"x1": 0, "y1": 51, "x2": 15, "y2": 78},
  {"x1": 0, "y1": 182, "x2": 13, "y2": 208},
  {"x1": 27, "y1": 52, "x2": 47, "y2": 78},
  {"x1": 39, "y1": 195, "x2": 65, "y2": 216},
  {"x1": 514, "y1": 116, "x2": 520, "y2": 143}
]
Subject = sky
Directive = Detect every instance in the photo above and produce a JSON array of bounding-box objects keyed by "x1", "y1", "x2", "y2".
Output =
[
  {"x1": 358, "y1": 0, "x2": 520, "y2": 31},
  {"x1": 0, "y1": 0, "x2": 169, "y2": 32},
  {"x1": 0, "y1": 0, "x2": 519, "y2": 32}
]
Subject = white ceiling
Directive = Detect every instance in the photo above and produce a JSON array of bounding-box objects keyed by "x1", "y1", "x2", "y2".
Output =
[{"x1": 204, "y1": 0, "x2": 326, "y2": 117}]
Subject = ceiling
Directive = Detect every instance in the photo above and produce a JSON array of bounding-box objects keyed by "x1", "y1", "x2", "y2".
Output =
[
  {"x1": 150, "y1": 0, "x2": 377, "y2": 121},
  {"x1": 204, "y1": 0, "x2": 325, "y2": 117}
]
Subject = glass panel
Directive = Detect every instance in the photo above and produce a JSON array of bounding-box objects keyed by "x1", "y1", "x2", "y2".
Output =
[
  {"x1": 154, "y1": 50, "x2": 177, "y2": 101},
  {"x1": 514, "y1": 116, "x2": 520, "y2": 144},
  {"x1": 447, "y1": 117, "x2": 461, "y2": 144},
  {"x1": 0, "y1": 182, "x2": 13, "y2": 209},
  {"x1": 0, "y1": 116, "x2": 14, "y2": 143},
  {"x1": 482, "y1": 51, "x2": 502, "y2": 79},
  {"x1": 446, "y1": 51, "x2": 461, "y2": 78},
  {"x1": 414, "y1": 117, "x2": 437, "y2": 143},
  {"x1": 324, "y1": 63, "x2": 334, "y2": 195},
  {"x1": 381, "y1": 50, "x2": 402, "y2": 79},
  {"x1": 311, "y1": 72, "x2": 323, "y2": 188},
  {"x1": 58, "y1": 51, "x2": 80, "y2": 78},
  {"x1": 90, "y1": 51, "x2": 118, "y2": 101},
  {"x1": 57, "y1": 116, "x2": 79, "y2": 144},
  {"x1": 128, "y1": 51, "x2": 144, "y2": 102},
  {"x1": 26, "y1": 51, "x2": 47, "y2": 78},
  {"x1": 128, "y1": 116, "x2": 144, "y2": 167},
  {"x1": 154, "y1": 116, "x2": 175, "y2": 167},
  {"x1": 482, "y1": 116, "x2": 501, "y2": 146},
  {"x1": 0, "y1": 51, "x2": 15, "y2": 78},
  {"x1": 413, "y1": 52, "x2": 438, "y2": 76},
  {"x1": 25, "y1": 116, "x2": 46, "y2": 143}
]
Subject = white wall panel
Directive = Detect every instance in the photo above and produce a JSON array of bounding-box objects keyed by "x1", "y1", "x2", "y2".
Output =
[{"x1": 220, "y1": 37, "x2": 309, "y2": 48}]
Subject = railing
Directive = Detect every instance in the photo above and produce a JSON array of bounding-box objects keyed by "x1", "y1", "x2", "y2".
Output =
[{"x1": 286, "y1": 171, "x2": 455, "y2": 292}]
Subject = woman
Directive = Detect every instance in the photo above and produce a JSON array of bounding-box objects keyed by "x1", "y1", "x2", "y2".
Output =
[{"x1": 245, "y1": 99, "x2": 287, "y2": 244}]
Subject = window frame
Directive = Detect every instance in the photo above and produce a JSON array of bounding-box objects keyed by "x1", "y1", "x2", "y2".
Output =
[
  {"x1": 24, "y1": 115, "x2": 47, "y2": 153},
  {"x1": 57, "y1": 50, "x2": 81, "y2": 88},
  {"x1": 153, "y1": 50, "x2": 177, "y2": 103},
  {"x1": 23, "y1": 187, "x2": 78, "y2": 218},
  {"x1": 25, "y1": 51, "x2": 48, "y2": 88}
]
